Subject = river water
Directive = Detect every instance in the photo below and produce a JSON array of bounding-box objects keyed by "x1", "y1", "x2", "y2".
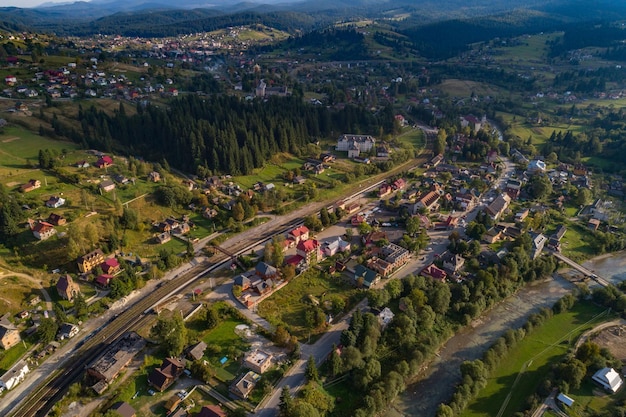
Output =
[
  {"x1": 387, "y1": 250, "x2": 626, "y2": 417},
  {"x1": 583, "y1": 251, "x2": 626, "y2": 284}
]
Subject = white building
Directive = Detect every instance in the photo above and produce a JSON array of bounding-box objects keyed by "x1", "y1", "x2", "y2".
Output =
[
  {"x1": 336, "y1": 134, "x2": 376, "y2": 158},
  {"x1": 0, "y1": 360, "x2": 29, "y2": 391},
  {"x1": 592, "y1": 367, "x2": 623, "y2": 393}
]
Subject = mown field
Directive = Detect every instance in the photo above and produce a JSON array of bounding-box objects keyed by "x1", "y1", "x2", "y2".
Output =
[
  {"x1": 461, "y1": 301, "x2": 609, "y2": 417},
  {"x1": 0, "y1": 125, "x2": 80, "y2": 178},
  {"x1": 257, "y1": 269, "x2": 361, "y2": 342}
]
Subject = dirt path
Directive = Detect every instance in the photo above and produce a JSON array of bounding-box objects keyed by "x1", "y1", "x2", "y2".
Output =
[
  {"x1": 386, "y1": 275, "x2": 576, "y2": 417},
  {"x1": 0, "y1": 270, "x2": 53, "y2": 311}
]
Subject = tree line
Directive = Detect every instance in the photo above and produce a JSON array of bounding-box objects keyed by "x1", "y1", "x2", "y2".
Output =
[{"x1": 73, "y1": 95, "x2": 392, "y2": 177}]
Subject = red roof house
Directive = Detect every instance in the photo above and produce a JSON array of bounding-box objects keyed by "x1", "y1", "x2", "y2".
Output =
[
  {"x1": 101, "y1": 258, "x2": 120, "y2": 275},
  {"x1": 95, "y1": 156, "x2": 113, "y2": 168},
  {"x1": 296, "y1": 239, "x2": 322, "y2": 264},
  {"x1": 420, "y1": 264, "x2": 447, "y2": 282}
]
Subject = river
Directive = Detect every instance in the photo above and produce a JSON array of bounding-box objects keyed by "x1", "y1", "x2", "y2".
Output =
[
  {"x1": 387, "y1": 250, "x2": 626, "y2": 417},
  {"x1": 583, "y1": 250, "x2": 626, "y2": 284}
]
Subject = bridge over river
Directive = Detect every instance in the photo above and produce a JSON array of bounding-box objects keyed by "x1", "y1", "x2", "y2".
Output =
[{"x1": 551, "y1": 250, "x2": 612, "y2": 287}]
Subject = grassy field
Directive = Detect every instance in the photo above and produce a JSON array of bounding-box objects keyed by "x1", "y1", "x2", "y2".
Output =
[
  {"x1": 560, "y1": 222, "x2": 596, "y2": 262},
  {"x1": 257, "y1": 269, "x2": 361, "y2": 342},
  {"x1": 0, "y1": 275, "x2": 43, "y2": 317},
  {"x1": 0, "y1": 341, "x2": 30, "y2": 374},
  {"x1": 396, "y1": 128, "x2": 425, "y2": 150},
  {"x1": 461, "y1": 301, "x2": 609, "y2": 417},
  {"x1": 438, "y1": 79, "x2": 502, "y2": 98},
  {"x1": 0, "y1": 125, "x2": 80, "y2": 179},
  {"x1": 497, "y1": 111, "x2": 585, "y2": 146}
]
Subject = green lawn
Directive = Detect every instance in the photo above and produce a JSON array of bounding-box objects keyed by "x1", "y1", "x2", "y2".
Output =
[
  {"x1": 0, "y1": 341, "x2": 30, "y2": 374},
  {"x1": 560, "y1": 222, "x2": 596, "y2": 262},
  {"x1": 396, "y1": 128, "x2": 424, "y2": 150},
  {"x1": 0, "y1": 125, "x2": 80, "y2": 175},
  {"x1": 257, "y1": 269, "x2": 361, "y2": 342},
  {"x1": 462, "y1": 301, "x2": 610, "y2": 417}
]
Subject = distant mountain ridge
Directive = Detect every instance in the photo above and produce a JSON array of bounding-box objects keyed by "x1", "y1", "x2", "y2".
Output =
[{"x1": 0, "y1": 0, "x2": 625, "y2": 36}]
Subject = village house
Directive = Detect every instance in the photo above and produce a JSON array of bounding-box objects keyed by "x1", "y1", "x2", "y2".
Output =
[
  {"x1": 20, "y1": 179, "x2": 41, "y2": 193},
  {"x1": 548, "y1": 225, "x2": 567, "y2": 251},
  {"x1": 460, "y1": 114, "x2": 485, "y2": 132},
  {"x1": 515, "y1": 208, "x2": 530, "y2": 223},
  {"x1": 99, "y1": 180, "x2": 116, "y2": 193},
  {"x1": 0, "y1": 360, "x2": 29, "y2": 391},
  {"x1": 31, "y1": 220, "x2": 56, "y2": 240},
  {"x1": 148, "y1": 357, "x2": 185, "y2": 392},
  {"x1": 288, "y1": 225, "x2": 310, "y2": 244},
  {"x1": 588, "y1": 218, "x2": 601, "y2": 231},
  {"x1": 531, "y1": 233, "x2": 548, "y2": 260},
  {"x1": 95, "y1": 155, "x2": 113, "y2": 169},
  {"x1": 255, "y1": 262, "x2": 278, "y2": 280},
  {"x1": 205, "y1": 176, "x2": 222, "y2": 190},
  {"x1": 155, "y1": 231, "x2": 171, "y2": 244},
  {"x1": 148, "y1": 171, "x2": 161, "y2": 182},
  {"x1": 354, "y1": 264, "x2": 380, "y2": 288},
  {"x1": 45, "y1": 196, "x2": 66, "y2": 209},
  {"x1": 506, "y1": 179, "x2": 523, "y2": 200},
  {"x1": 322, "y1": 237, "x2": 350, "y2": 257},
  {"x1": 434, "y1": 215, "x2": 459, "y2": 230},
  {"x1": 483, "y1": 226, "x2": 505, "y2": 244},
  {"x1": 379, "y1": 183, "x2": 393, "y2": 198},
  {"x1": 95, "y1": 274, "x2": 115, "y2": 287},
  {"x1": 441, "y1": 252, "x2": 465, "y2": 274},
  {"x1": 377, "y1": 307, "x2": 395, "y2": 329},
  {"x1": 485, "y1": 194, "x2": 511, "y2": 220},
  {"x1": 367, "y1": 257, "x2": 394, "y2": 277},
  {"x1": 77, "y1": 249, "x2": 105, "y2": 273},
  {"x1": 421, "y1": 264, "x2": 447, "y2": 282},
  {"x1": 592, "y1": 367, "x2": 623, "y2": 393},
  {"x1": 414, "y1": 190, "x2": 441, "y2": 213},
  {"x1": 101, "y1": 257, "x2": 120, "y2": 275},
  {"x1": 345, "y1": 202, "x2": 360, "y2": 214},
  {"x1": 186, "y1": 341, "x2": 207, "y2": 362},
  {"x1": 109, "y1": 402, "x2": 136, "y2": 417},
  {"x1": 56, "y1": 274, "x2": 80, "y2": 301},
  {"x1": 297, "y1": 239, "x2": 322, "y2": 264},
  {"x1": 253, "y1": 279, "x2": 274, "y2": 296},
  {"x1": 202, "y1": 207, "x2": 218, "y2": 219},
  {"x1": 243, "y1": 349, "x2": 273, "y2": 374},
  {"x1": 230, "y1": 371, "x2": 260, "y2": 399},
  {"x1": 233, "y1": 274, "x2": 251, "y2": 291},
  {"x1": 47, "y1": 213, "x2": 67, "y2": 226},
  {"x1": 196, "y1": 405, "x2": 227, "y2": 417},
  {"x1": 0, "y1": 316, "x2": 21, "y2": 350},
  {"x1": 57, "y1": 322, "x2": 79, "y2": 340}
]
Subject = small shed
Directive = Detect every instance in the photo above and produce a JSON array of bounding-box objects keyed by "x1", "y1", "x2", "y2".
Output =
[{"x1": 557, "y1": 393, "x2": 574, "y2": 407}]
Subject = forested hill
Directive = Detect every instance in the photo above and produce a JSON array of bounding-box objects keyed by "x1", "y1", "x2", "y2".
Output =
[{"x1": 74, "y1": 95, "x2": 393, "y2": 176}]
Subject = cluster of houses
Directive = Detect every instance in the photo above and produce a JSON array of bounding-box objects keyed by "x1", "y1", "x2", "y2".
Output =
[
  {"x1": 3, "y1": 58, "x2": 178, "y2": 102},
  {"x1": 233, "y1": 261, "x2": 282, "y2": 308},
  {"x1": 76, "y1": 248, "x2": 122, "y2": 287},
  {"x1": 153, "y1": 216, "x2": 192, "y2": 244}
]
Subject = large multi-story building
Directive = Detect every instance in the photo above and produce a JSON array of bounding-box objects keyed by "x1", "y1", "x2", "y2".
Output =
[
  {"x1": 77, "y1": 249, "x2": 105, "y2": 273},
  {"x1": 336, "y1": 134, "x2": 376, "y2": 158}
]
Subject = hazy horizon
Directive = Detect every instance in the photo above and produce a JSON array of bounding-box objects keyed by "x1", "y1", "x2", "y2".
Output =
[{"x1": 3, "y1": 0, "x2": 84, "y2": 7}]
